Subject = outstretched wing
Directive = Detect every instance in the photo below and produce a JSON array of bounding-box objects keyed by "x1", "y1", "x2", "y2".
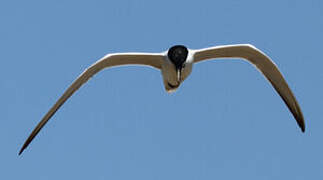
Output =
[
  {"x1": 19, "y1": 53, "x2": 165, "y2": 155},
  {"x1": 193, "y1": 44, "x2": 305, "y2": 132}
]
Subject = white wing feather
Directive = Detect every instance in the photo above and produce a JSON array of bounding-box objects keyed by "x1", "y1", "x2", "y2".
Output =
[
  {"x1": 193, "y1": 44, "x2": 305, "y2": 132},
  {"x1": 19, "y1": 53, "x2": 164, "y2": 155}
]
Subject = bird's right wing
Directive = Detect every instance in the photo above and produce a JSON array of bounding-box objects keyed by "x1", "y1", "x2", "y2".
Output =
[{"x1": 19, "y1": 52, "x2": 165, "y2": 155}]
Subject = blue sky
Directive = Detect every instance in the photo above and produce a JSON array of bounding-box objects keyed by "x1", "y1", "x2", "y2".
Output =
[{"x1": 1, "y1": 0, "x2": 322, "y2": 179}]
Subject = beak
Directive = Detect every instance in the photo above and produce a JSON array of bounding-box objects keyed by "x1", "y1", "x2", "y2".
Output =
[{"x1": 176, "y1": 68, "x2": 181, "y2": 82}]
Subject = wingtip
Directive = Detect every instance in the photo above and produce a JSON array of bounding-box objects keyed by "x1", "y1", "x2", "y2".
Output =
[
  {"x1": 18, "y1": 146, "x2": 25, "y2": 156},
  {"x1": 297, "y1": 118, "x2": 305, "y2": 133},
  {"x1": 18, "y1": 141, "x2": 29, "y2": 156},
  {"x1": 294, "y1": 107, "x2": 305, "y2": 133},
  {"x1": 300, "y1": 124, "x2": 305, "y2": 133}
]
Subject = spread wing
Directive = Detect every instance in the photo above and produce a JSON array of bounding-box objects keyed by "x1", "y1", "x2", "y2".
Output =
[
  {"x1": 193, "y1": 44, "x2": 305, "y2": 132},
  {"x1": 19, "y1": 53, "x2": 165, "y2": 155}
]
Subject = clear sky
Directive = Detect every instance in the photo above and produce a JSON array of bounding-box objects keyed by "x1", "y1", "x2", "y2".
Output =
[{"x1": 1, "y1": 0, "x2": 322, "y2": 179}]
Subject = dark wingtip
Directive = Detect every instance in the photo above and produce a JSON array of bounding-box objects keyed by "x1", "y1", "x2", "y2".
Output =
[
  {"x1": 296, "y1": 115, "x2": 305, "y2": 133},
  {"x1": 300, "y1": 122, "x2": 305, "y2": 133},
  {"x1": 18, "y1": 144, "x2": 27, "y2": 155},
  {"x1": 19, "y1": 137, "x2": 32, "y2": 156},
  {"x1": 18, "y1": 148, "x2": 24, "y2": 156}
]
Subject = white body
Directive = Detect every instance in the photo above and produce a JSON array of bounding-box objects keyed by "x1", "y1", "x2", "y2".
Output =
[{"x1": 161, "y1": 50, "x2": 194, "y2": 92}]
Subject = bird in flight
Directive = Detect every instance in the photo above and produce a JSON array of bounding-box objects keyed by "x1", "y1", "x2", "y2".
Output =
[{"x1": 19, "y1": 44, "x2": 305, "y2": 155}]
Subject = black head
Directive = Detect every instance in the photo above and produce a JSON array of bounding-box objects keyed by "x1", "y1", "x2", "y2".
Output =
[{"x1": 167, "y1": 45, "x2": 188, "y2": 69}]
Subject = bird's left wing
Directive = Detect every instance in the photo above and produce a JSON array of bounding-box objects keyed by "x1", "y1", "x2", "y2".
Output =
[
  {"x1": 19, "y1": 53, "x2": 165, "y2": 155},
  {"x1": 193, "y1": 44, "x2": 305, "y2": 132}
]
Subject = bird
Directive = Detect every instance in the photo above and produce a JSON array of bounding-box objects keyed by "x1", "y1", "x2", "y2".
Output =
[{"x1": 19, "y1": 44, "x2": 305, "y2": 155}]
